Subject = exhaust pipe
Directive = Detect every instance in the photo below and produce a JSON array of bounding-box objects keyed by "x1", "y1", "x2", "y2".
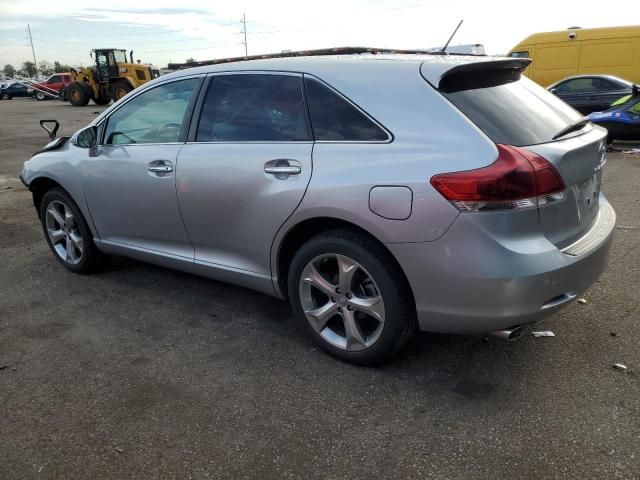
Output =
[{"x1": 490, "y1": 325, "x2": 526, "y2": 341}]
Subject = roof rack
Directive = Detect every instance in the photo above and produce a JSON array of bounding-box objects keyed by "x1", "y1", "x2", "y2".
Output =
[{"x1": 167, "y1": 46, "x2": 467, "y2": 70}]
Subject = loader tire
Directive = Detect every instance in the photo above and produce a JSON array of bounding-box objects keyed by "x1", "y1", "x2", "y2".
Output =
[
  {"x1": 68, "y1": 83, "x2": 89, "y2": 107},
  {"x1": 110, "y1": 81, "x2": 132, "y2": 101}
]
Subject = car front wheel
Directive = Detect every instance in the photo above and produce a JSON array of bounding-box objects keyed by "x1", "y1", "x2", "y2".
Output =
[
  {"x1": 288, "y1": 230, "x2": 416, "y2": 365},
  {"x1": 39, "y1": 188, "x2": 105, "y2": 273}
]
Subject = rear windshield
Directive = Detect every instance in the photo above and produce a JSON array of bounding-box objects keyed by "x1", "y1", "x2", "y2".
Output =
[{"x1": 442, "y1": 76, "x2": 582, "y2": 146}]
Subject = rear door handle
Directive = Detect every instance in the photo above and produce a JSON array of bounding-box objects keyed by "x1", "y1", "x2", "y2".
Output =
[
  {"x1": 148, "y1": 160, "x2": 174, "y2": 177},
  {"x1": 264, "y1": 166, "x2": 301, "y2": 175},
  {"x1": 264, "y1": 159, "x2": 302, "y2": 179}
]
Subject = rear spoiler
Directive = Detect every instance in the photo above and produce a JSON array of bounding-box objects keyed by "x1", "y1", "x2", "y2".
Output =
[{"x1": 432, "y1": 58, "x2": 532, "y2": 92}]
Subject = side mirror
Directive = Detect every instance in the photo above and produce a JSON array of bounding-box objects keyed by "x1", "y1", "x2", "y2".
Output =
[
  {"x1": 550, "y1": 88, "x2": 558, "y2": 94},
  {"x1": 74, "y1": 126, "x2": 97, "y2": 149}
]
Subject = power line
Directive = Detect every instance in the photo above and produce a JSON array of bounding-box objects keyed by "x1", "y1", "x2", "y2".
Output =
[
  {"x1": 33, "y1": 35, "x2": 233, "y2": 46},
  {"x1": 137, "y1": 43, "x2": 243, "y2": 54}
]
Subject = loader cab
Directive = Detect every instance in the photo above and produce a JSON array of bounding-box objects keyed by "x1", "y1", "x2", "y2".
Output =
[{"x1": 93, "y1": 49, "x2": 127, "y2": 81}]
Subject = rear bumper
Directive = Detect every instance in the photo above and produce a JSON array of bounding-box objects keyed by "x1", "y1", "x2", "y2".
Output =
[{"x1": 388, "y1": 195, "x2": 616, "y2": 334}]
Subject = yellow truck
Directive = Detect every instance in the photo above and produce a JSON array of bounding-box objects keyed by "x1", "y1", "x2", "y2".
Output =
[{"x1": 508, "y1": 25, "x2": 640, "y2": 86}]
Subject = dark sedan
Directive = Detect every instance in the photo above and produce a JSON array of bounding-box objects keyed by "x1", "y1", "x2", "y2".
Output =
[
  {"x1": 548, "y1": 75, "x2": 632, "y2": 115},
  {"x1": 0, "y1": 82, "x2": 31, "y2": 100}
]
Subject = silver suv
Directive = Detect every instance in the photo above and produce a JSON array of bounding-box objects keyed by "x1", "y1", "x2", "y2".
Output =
[{"x1": 21, "y1": 53, "x2": 616, "y2": 364}]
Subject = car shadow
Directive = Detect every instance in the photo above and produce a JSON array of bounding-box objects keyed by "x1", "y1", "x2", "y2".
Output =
[{"x1": 96, "y1": 254, "x2": 543, "y2": 404}]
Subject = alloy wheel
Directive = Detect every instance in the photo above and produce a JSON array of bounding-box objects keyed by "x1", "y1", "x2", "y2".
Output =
[
  {"x1": 299, "y1": 254, "x2": 385, "y2": 351},
  {"x1": 44, "y1": 200, "x2": 83, "y2": 265}
]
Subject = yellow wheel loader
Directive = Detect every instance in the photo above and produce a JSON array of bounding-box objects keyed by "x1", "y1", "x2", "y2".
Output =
[{"x1": 66, "y1": 49, "x2": 159, "y2": 106}]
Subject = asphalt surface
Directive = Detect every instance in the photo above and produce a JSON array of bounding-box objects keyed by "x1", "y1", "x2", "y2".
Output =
[{"x1": 1, "y1": 99, "x2": 639, "y2": 479}]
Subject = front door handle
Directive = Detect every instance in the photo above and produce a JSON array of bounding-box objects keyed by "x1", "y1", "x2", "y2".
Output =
[
  {"x1": 148, "y1": 160, "x2": 173, "y2": 177},
  {"x1": 264, "y1": 165, "x2": 301, "y2": 175}
]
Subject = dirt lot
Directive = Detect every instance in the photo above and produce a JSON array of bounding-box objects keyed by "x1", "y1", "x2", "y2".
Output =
[{"x1": 1, "y1": 98, "x2": 639, "y2": 479}]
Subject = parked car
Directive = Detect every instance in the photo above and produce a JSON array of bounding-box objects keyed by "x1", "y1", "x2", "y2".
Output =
[
  {"x1": 548, "y1": 75, "x2": 633, "y2": 114},
  {"x1": 588, "y1": 85, "x2": 640, "y2": 142},
  {"x1": 20, "y1": 52, "x2": 616, "y2": 365},
  {"x1": 33, "y1": 73, "x2": 73, "y2": 100},
  {"x1": 1, "y1": 82, "x2": 31, "y2": 100}
]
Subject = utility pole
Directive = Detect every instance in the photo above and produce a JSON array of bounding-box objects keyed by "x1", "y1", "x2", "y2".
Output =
[
  {"x1": 27, "y1": 24, "x2": 38, "y2": 76},
  {"x1": 241, "y1": 12, "x2": 248, "y2": 56}
]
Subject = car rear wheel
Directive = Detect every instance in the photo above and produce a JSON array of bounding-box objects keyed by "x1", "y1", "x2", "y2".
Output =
[
  {"x1": 288, "y1": 229, "x2": 416, "y2": 365},
  {"x1": 39, "y1": 188, "x2": 105, "y2": 273}
]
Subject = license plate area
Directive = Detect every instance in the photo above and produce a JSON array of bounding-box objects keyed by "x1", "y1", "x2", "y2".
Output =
[{"x1": 572, "y1": 171, "x2": 601, "y2": 225}]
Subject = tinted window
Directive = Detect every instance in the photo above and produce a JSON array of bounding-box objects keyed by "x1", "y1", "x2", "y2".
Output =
[
  {"x1": 196, "y1": 74, "x2": 309, "y2": 142},
  {"x1": 509, "y1": 51, "x2": 530, "y2": 58},
  {"x1": 104, "y1": 78, "x2": 198, "y2": 145},
  {"x1": 443, "y1": 76, "x2": 582, "y2": 147},
  {"x1": 596, "y1": 79, "x2": 623, "y2": 91},
  {"x1": 305, "y1": 77, "x2": 389, "y2": 141},
  {"x1": 556, "y1": 78, "x2": 597, "y2": 93},
  {"x1": 48, "y1": 75, "x2": 61, "y2": 84}
]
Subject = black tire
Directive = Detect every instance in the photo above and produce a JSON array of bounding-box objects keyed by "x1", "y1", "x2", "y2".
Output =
[
  {"x1": 110, "y1": 81, "x2": 132, "y2": 101},
  {"x1": 2, "y1": 93, "x2": 11, "y2": 100},
  {"x1": 93, "y1": 94, "x2": 111, "y2": 106},
  {"x1": 35, "y1": 91, "x2": 46, "y2": 101},
  {"x1": 288, "y1": 229, "x2": 417, "y2": 366},
  {"x1": 39, "y1": 188, "x2": 106, "y2": 274},
  {"x1": 68, "y1": 82, "x2": 89, "y2": 107}
]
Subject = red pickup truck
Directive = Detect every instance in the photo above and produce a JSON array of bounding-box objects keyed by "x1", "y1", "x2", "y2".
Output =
[{"x1": 33, "y1": 73, "x2": 73, "y2": 100}]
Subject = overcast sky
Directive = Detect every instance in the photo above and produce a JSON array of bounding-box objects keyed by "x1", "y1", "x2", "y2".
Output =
[{"x1": 0, "y1": 0, "x2": 634, "y2": 70}]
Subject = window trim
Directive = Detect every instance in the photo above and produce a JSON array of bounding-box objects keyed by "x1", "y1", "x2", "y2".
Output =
[
  {"x1": 98, "y1": 74, "x2": 205, "y2": 147},
  {"x1": 187, "y1": 70, "x2": 313, "y2": 144},
  {"x1": 303, "y1": 74, "x2": 393, "y2": 144}
]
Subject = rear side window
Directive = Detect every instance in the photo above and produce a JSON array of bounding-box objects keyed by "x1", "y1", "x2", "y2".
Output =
[
  {"x1": 196, "y1": 74, "x2": 310, "y2": 142},
  {"x1": 304, "y1": 77, "x2": 389, "y2": 141},
  {"x1": 442, "y1": 75, "x2": 582, "y2": 146}
]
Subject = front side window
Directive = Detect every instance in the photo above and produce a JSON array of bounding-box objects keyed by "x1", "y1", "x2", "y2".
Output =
[
  {"x1": 48, "y1": 75, "x2": 60, "y2": 84},
  {"x1": 304, "y1": 77, "x2": 389, "y2": 141},
  {"x1": 96, "y1": 53, "x2": 107, "y2": 68},
  {"x1": 103, "y1": 78, "x2": 198, "y2": 145},
  {"x1": 196, "y1": 74, "x2": 310, "y2": 142},
  {"x1": 509, "y1": 51, "x2": 530, "y2": 59}
]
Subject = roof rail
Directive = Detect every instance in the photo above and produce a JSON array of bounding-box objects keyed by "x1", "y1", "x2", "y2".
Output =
[{"x1": 166, "y1": 46, "x2": 475, "y2": 70}]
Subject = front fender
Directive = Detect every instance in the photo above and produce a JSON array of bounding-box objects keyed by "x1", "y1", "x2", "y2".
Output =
[{"x1": 21, "y1": 151, "x2": 99, "y2": 239}]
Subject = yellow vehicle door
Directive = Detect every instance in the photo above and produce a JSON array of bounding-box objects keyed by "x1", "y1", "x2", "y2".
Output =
[{"x1": 579, "y1": 39, "x2": 639, "y2": 82}]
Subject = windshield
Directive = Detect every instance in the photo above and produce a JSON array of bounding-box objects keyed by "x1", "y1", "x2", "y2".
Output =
[
  {"x1": 626, "y1": 98, "x2": 640, "y2": 114},
  {"x1": 442, "y1": 76, "x2": 583, "y2": 146}
]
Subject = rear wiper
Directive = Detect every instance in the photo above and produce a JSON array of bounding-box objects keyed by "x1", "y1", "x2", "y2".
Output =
[{"x1": 552, "y1": 117, "x2": 591, "y2": 140}]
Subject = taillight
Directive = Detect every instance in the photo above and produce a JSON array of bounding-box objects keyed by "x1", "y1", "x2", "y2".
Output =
[{"x1": 430, "y1": 144, "x2": 566, "y2": 211}]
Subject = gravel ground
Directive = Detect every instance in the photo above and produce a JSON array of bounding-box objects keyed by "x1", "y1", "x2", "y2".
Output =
[{"x1": 1, "y1": 99, "x2": 639, "y2": 479}]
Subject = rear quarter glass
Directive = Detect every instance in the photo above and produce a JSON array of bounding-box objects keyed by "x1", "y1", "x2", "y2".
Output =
[{"x1": 442, "y1": 76, "x2": 583, "y2": 147}]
